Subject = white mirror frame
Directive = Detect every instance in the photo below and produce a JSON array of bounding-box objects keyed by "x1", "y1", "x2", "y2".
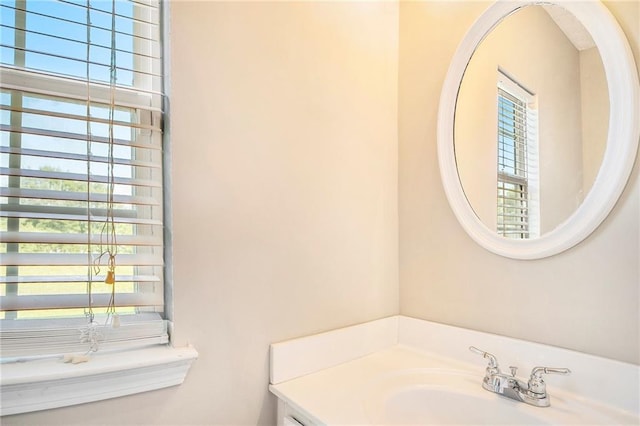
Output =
[{"x1": 438, "y1": 0, "x2": 640, "y2": 260}]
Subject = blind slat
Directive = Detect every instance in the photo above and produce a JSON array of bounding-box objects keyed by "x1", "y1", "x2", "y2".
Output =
[
  {"x1": 0, "y1": 104, "x2": 161, "y2": 133},
  {"x1": 0, "y1": 145, "x2": 161, "y2": 168},
  {"x1": 0, "y1": 253, "x2": 164, "y2": 267},
  {"x1": 129, "y1": 0, "x2": 160, "y2": 10},
  {"x1": 0, "y1": 167, "x2": 162, "y2": 189},
  {"x1": 1, "y1": 187, "x2": 160, "y2": 206},
  {"x1": 498, "y1": 187, "x2": 527, "y2": 196},
  {"x1": 1, "y1": 45, "x2": 163, "y2": 78},
  {"x1": 498, "y1": 213, "x2": 529, "y2": 220},
  {"x1": 0, "y1": 275, "x2": 160, "y2": 284},
  {"x1": 0, "y1": 293, "x2": 163, "y2": 312},
  {"x1": 0, "y1": 313, "x2": 167, "y2": 357},
  {"x1": 1, "y1": 232, "x2": 163, "y2": 246},
  {"x1": 0, "y1": 208, "x2": 162, "y2": 226}
]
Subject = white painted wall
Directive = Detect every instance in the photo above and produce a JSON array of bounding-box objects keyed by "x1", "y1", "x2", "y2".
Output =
[{"x1": 399, "y1": 0, "x2": 639, "y2": 365}]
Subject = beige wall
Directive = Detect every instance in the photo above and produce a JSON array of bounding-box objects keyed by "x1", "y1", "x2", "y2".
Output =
[
  {"x1": 399, "y1": 0, "x2": 639, "y2": 365},
  {"x1": 4, "y1": 2, "x2": 399, "y2": 425},
  {"x1": 455, "y1": 5, "x2": 586, "y2": 233}
]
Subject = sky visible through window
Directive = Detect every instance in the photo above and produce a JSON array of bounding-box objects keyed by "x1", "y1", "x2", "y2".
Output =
[
  {"x1": 1, "y1": 0, "x2": 135, "y2": 85},
  {"x1": 1, "y1": 0, "x2": 138, "y2": 187}
]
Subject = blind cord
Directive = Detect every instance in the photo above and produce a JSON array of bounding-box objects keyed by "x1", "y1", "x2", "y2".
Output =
[
  {"x1": 96, "y1": 0, "x2": 118, "y2": 324},
  {"x1": 93, "y1": 0, "x2": 118, "y2": 325},
  {"x1": 105, "y1": 0, "x2": 118, "y2": 323},
  {"x1": 80, "y1": 0, "x2": 120, "y2": 357},
  {"x1": 81, "y1": 0, "x2": 99, "y2": 357},
  {"x1": 84, "y1": 0, "x2": 94, "y2": 326}
]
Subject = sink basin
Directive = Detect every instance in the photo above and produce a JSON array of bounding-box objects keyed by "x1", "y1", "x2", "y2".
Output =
[{"x1": 363, "y1": 369, "x2": 637, "y2": 425}]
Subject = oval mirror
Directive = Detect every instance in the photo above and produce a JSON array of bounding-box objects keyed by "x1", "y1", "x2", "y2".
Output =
[
  {"x1": 438, "y1": 0, "x2": 639, "y2": 259},
  {"x1": 455, "y1": 4, "x2": 608, "y2": 239}
]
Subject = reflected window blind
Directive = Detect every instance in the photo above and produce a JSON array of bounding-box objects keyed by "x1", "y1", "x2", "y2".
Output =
[
  {"x1": 0, "y1": 0, "x2": 165, "y2": 353},
  {"x1": 497, "y1": 88, "x2": 530, "y2": 239}
]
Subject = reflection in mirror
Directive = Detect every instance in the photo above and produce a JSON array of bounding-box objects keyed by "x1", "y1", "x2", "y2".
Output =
[{"x1": 454, "y1": 4, "x2": 608, "y2": 239}]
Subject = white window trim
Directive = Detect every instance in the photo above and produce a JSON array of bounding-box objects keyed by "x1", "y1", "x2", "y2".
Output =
[{"x1": 0, "y1": 344, "x2": 197, "y2": 416}]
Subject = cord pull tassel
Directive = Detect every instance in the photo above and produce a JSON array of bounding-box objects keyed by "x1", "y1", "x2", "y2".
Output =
[{"x1": 105, "y1": 270, "x2": 116, "y2": 285}]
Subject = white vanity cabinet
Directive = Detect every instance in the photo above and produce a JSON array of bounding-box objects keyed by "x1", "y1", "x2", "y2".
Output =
[{"x1": 276, "y1": 399, "x2": 316, "y2": 426}]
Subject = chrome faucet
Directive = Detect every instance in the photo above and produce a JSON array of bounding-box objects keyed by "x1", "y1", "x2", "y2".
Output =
[{"x1": 469, "y1": 346, "x2": 571, "y2": 407}]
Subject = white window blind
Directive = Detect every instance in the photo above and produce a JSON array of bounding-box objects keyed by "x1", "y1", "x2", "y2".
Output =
[
  {"x1": 497, "y1": 88, "x2": 530, "y2": 238},
  {"x1": 0, "y1": 0, "x2": 166, "y2": 357},
  {"x1": 496, "y1": 71, "x2": 540, "y2": 240}
]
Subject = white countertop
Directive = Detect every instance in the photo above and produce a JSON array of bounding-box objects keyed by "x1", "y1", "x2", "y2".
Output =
[
  {"x1": 269, "y1": 316, "x2": 640, "y2": 425},
  {"x1": 271, "y1": 344, "x2": 476, "y2": 425}
]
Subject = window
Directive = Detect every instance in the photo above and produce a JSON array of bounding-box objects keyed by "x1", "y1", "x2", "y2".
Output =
[
  {"x1": 0, "y1": 0, "x2": 166, "y2": 357},
  {"x1": 496, "y1": 71, "x2": 539, "y2": 239}
]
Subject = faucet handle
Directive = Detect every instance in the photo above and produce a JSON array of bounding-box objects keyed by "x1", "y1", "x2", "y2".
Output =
[
  {"x1": 469, "y1": 346, "x2": 499, "y2": 370},
  {"x1": 528, "y1": 366, "x2": 571, "y2": 394},
  {"x1": 530, "y1": 367, "x2": 571, "y2": 377}
]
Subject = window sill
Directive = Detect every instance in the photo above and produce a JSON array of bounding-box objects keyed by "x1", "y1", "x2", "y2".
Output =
[{"x1": 0, "y1": 345, "x2": 198, "y2": 416}]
